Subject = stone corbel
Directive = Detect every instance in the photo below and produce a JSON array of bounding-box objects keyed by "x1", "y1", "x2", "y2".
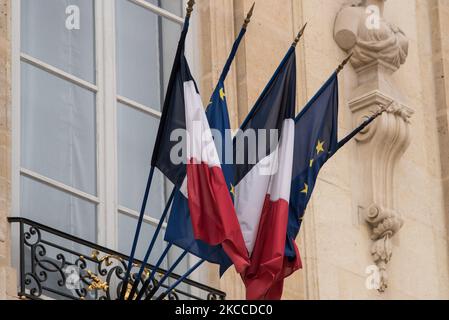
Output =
[
  {"x1": 349, "y1": 92, "x2": 413, "y2": 292},
  {"x1": 334, "y1": 0, "x2": 413, "y2": 292}
]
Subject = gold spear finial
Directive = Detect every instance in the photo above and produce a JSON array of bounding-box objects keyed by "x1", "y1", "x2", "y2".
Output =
[
  {"x1": 336, "y1": 52, "x2": 353, "y2": 73},
  {"x1": 186, "y1": 0, "x2": 196, "y2": 18},
  {"x1": 243, "y1": 2, "x2": 256, "y2": 29},
  {"x1": 292, "y1": 23, "x2": 308, "y2": 47}
]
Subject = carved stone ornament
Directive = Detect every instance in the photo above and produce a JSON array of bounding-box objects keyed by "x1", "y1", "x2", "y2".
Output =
[
  {"x1": 334, "y1": 0, "x2": 409, "y2": 72},
  {"x1": 334, "y1": 0, "x2": 413, "y2": 292}
]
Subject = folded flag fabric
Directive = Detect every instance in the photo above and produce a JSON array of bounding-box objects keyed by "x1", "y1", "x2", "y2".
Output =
[
  {"x1": 164, "y1": 80, "x2": 236, "y2": 275},
  {"x1": 164, "y1": 29, "x2": 248, "y2": 275},
  {"x1": 233, "y1": 46, "x2": 298, "y2": 300},
  {"x1": 285, "y1": 72, "x2": 340, "y2": 265},
  {"x1": 152, "y1": 21, "x2": 249, "y2": 274}
]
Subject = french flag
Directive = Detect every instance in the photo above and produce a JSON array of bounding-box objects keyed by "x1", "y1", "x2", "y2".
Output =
[
  {"x1": 164, "y1": 26, "x2": 249, "y2": 276},
  {"x1": 151, "y1": 21, "x2": 249, "y2": 274},
  {"x1": 233, "y1": 46, "x2": 300, "y2": 299}
]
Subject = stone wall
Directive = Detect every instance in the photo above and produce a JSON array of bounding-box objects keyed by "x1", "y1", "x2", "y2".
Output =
[
  {"x1": 0, "y1": 0, "x2": 16, "y2": 300},
  {"x1": 197, "y1": 0, "x2": 449, "y2": 300}
]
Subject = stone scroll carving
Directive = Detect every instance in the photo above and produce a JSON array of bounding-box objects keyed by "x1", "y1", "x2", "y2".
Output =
[
  {"x1": 334, "y1": 0, "x2": 413, "y2": 292},
  {"x1": 350, "y1": 94, "x2": 412, "y2": 292}
]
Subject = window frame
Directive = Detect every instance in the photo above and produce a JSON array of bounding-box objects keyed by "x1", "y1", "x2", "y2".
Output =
[{"x1": 11, "y1": 0, "x2": 189, "y2": 253}]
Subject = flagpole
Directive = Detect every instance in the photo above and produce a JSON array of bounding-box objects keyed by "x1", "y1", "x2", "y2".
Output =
[
  {"x1": 126, "y1": 189, "x2": 176, "y2": 299},
  {"x1": 143, "y1": 245, "x2": 192, "y2": 300},
  {"x1": 119, "y1": 166, "x2": 155, "y2": 300},
  {"x1": 292, "y1": 23, "x2": 307, "y2": 47},
  {"x1": 156, "y1": 260, "x2": 205, "y2": 300},
  {"x1": 218, "y1": 2, "x2": 255, "y2": 82},
  {"x1": 295, "y1": 52, "x2": 353, "y2": 124},
  {"x1": 153, "y1": 25, "x2": 309, "y2": 300},
  {"x1": 147, "y1": 25, "x2": 310, "y2": 301},
  {"x1": 155, "y1": 255, "x2": 209, "y2": 300},
  {"x1": 336, "y1": 103, "x2": 390, "y2": 151},
  {"x1": 239, "y1": 23, "x2": 307, "y2": 130},
  {"x1": 131, "y1": 243, "x2": 172, "y2": 300},
  {"x1": 332, "y1": 52, "x2": 390, "y2": 151},
  {"x1": 119, "y1": 0, "x2": 196, "y2": 300},
  {"x1": 336, "y1": 52, "x2": 353, "y2": 74},
  {"x1": 132, "y1": 4, "x2": 257, "y2": 300}
]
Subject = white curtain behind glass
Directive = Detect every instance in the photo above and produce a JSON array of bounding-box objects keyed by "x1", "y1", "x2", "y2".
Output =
[
  {"x1": 117, "y1": 103, "x2": 165, "y2": 219},
  {"x1": 116, "y1": 0, "x2": 184, "y2": 266},
  {"x1": 116, "y1": 0, "x2": 161, "y2": 109},
  {"x1": 20, "y1": 0, "x2": 97, "y2": 241},
  {"x1": 21, "y1": 0, "x2": 96, "y2": 83}
]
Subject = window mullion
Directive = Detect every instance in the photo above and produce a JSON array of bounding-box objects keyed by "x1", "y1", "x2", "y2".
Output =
[
  {"x1": 11, "y1": 0, "x2": 21, "y2": 220},
  {"x1": 96, "y1": 0, "x2": 119, "y2": 249}
]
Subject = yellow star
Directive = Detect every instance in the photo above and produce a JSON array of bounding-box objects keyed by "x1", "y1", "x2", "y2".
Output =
[
  {"x1": 309, "y1": 159, "x2": 314, "y2": 168},
  {"x1": 219, "y1": 88, "x2": 226, "y2": 101},
  {"x1": 316, "y1": 140, "x2": 325, "y2": 155},
  {"x1": 230, "y1": 184, "x2": 235, "y2": 196},
  {"x1": 301, "y1": 183, "x2": 308, "y2": 195}
]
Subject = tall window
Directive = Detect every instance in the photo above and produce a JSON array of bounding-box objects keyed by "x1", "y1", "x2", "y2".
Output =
[{"x1": 15, "y1": 0, "x2": 188, "y2": 269}]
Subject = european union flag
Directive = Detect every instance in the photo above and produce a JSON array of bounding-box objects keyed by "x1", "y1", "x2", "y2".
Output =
[{"x1": 286, "y1": 73, "x2": 339, "y2": 260}]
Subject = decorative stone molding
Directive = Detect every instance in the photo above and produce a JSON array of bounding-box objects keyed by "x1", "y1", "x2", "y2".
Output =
[
  {"x1": 351, "y1": 92, "x2": 413, "y2": 292},
  {"x1": 334, "y1": 0, "x2": 413, "y2": 292},
  {"x1": 334, "y1": 0, "x2": 408, "y2": 72}
]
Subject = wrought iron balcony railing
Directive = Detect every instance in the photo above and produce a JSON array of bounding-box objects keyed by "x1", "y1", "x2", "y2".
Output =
[{"x1": 8, "y1": 217, "x2": 226, "y2": 301}]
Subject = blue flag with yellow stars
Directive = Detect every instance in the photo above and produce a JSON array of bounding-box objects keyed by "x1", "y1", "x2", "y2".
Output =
[{"x1": 285, "y1": 72, "x2": 339, "y2": 261}]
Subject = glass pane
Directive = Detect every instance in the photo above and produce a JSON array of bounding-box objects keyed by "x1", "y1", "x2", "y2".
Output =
[
  {"x1": 116, "y1": 0, "x2": 182, "y2": 110},
  {"x1": 160, "y1": 6, "x2": 183, "y2": 94},
  {"x1": 21, "y1": 0, "x2": 96, "y2": 83},
  {"x1": 21, "y1": 62, "x2": 97, "y2": 195},
  {"x1": 118, "y1": 213, "x2": 167, "y2": 268},
  {"x1": 167, "y1": 244, "x2": 189, "y2": 278},
  {"x1": 117, "y1": 103, "x2": 166, "y2": 219},
  {"x1": 159, "y1": 0, "x2": 183, "y2": 17},
  {"x1": 116, "y1": 0, "x2": 159, "y2": 109},
  {"x1": 20, "y1": 176, "x2": 97, "y2": 243}
]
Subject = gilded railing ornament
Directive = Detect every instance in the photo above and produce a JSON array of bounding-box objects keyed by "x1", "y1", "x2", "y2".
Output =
[{"x1": 86, "y1": 270, "x2": 109, "y2": 292}]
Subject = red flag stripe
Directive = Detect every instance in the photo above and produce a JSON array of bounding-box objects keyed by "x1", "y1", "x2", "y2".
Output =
[
  {"x1": 187, "y1": 162, "x2": 250, "y2": 273},
  {"x1": 183, "y1": 80, "x2": 250, "y2": 274}
]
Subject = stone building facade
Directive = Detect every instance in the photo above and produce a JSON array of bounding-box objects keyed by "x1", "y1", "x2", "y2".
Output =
[
  {"x1": 1, "y1": 0, "x2": 16, "y2": 301},
  {"x1": 1, "y1": 0, "x2": 449, "y2": 300}
]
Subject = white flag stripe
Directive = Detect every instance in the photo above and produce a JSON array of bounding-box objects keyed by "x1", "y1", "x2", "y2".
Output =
[
  {"x1": 267, "y1": 119, "x2": 295, "y2": 201},
  {"x1": 184, "y1": 80, "x2": 221, "y2": 168},
  {"x1": 180, "y1": 81, "x2": 222, "y2": 199},
  {"x1": 234, "y1": 156, "x2": 272, "y2": 253},
  {"x1": 234, "y1": 119, "x2": 295, "y2": 255}
]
